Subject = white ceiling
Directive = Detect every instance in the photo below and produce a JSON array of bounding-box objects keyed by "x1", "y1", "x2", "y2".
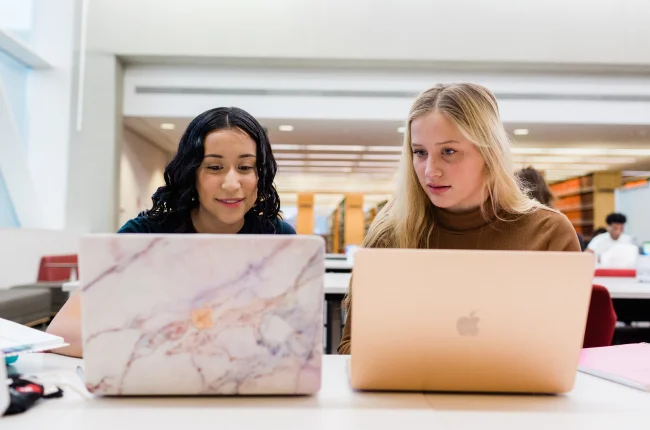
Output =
[{"x1": 124, "y1": 116, "x2": 650, "y2": 196}]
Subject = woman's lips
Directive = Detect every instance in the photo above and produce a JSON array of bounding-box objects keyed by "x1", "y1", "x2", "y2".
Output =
[
  {"x1": 217, "y1": 198, "x2": 244, "y2": 208},
  {"x1": 427, "y1": 185, "x2": 451, "y2": 195}
]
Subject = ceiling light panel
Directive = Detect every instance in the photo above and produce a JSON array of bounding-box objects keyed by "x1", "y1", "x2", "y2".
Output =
[
  {"x1": 358, "y1": 161, "x2": 399, "y2": 168},
  {"x1": 514, "y1": 163, "x2": 610, "y2": 171},
  {"x1": 362, "y1": 154, "x2": 402, "y2": 161},
  {"x1": 513, "y1": 156, "x2": 637, "y2": 164},
  {"x1": 366, "y1": 146, "x2": 402, "y2": 152},
  {"x1": 277, "y1": 160, "x2": 307, "y2": 166},
  {"x1": 305, "y1": 145, "x2": 366, "y2": 152},
  {"x1": 307, "y1": 153, "x2": 361, "y2": 160},
  {"x1": 512, "y1": 147, "x2": 650, "y2": 156},
  {"x1": 274, "y1": 153, "x2": 305, "y2": 159},
  {"x1": 308, "y1": 161, "x2": 357, "y2": 167},
  {"x1": 272, "y1": 144, "x2": 304, "y2": 151}
]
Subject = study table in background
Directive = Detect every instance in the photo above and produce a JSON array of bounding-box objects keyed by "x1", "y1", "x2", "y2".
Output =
[
  {"x1": 594, "y1": 277, "x2": 650, "y2": 338},
  {"x1": 3, "y1": 353, "x2": 649, "y2": 429}
]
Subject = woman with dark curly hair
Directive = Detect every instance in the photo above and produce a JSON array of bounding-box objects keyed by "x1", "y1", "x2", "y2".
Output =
[
  {"x1": 119, "y1": 107, "x2": 294, "y2": 235},
  {"x1": 47, "y1": 107, "x2": 295, "y2": 358}
]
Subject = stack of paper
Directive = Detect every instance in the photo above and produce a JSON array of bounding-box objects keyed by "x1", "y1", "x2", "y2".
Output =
[{"x1": 579, "y1": 343, "x2": 650, "y2": 391}]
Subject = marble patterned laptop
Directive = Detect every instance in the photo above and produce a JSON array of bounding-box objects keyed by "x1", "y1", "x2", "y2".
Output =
[{"x1": 79, "y1": 234, "x2": 324, "y2": 396}]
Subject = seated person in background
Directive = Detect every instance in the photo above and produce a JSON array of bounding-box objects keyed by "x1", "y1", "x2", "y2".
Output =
[
  {"x1": 516, "y1": 166, "x2": 586, "y2": 250},
  {"x1": 585, "y1": 227, "x2": 607, "y2": 248},
  {"x1": 592, "y1": 227, "x2": 608, "y2": 238},
  {"x1": 338, "y1": 83, "x2": 580, "y2": 354},
  {"x1": 587, "y1": 213, "x2": 635, "y2": 265},
  {"x1": 515, "y1": 166, "x2": 554, "y2": 207},
  {"x1": 47, "y1": 106, "x2": 295, "y2": 357}
]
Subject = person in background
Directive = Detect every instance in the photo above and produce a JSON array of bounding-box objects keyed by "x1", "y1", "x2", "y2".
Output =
[
  {"x1": 47, "y1": 106, "x2": 295, "y2": 358},
  {"x1": 592, "y1": 227, "x2": 608, "y2": 237},
  {"x1": 586, "y1": 213, "x2": 634, "y2": 263},
  {"x1": 338, "y1": 83, "x2": 580, "y2": 355},
  {"x1": 585, "y1": 227, "x2": 607, "y2": 248},
  {"x1": 515, "y1": 166, "x2": 554, "y2": 207},
  {"x1": 516, "y1": 166, "x2": 586, "y2": 250}
]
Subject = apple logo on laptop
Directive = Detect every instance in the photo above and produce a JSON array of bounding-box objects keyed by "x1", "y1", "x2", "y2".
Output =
[{"x1": 456, "y1": 311, "x2": 479, "y2": 336}]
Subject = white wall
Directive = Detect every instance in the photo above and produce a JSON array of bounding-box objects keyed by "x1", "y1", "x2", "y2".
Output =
[
  {"x1": 615, "y1": 185, "x2": 650, "y2": 244},
  {"x1": 119, "y1": 128, "x2": 167, "y2": 228},
  {"x1": 0, "y1": 0, "x2": 33, "y2": 39},
  {"x1": 66, "y1": 53, "x2": 123, "y2": 233},
  {"x1": 26, "y1": 0, "x2": 78, "y2": 229},
  {"x1": 0, "y1": 228, "x2": 81, "y2": 289},
  {"x1": 87, "y1": 0, "x2": 650, "y2": 68},
  {"x1": 0, "y1": 68, "x2": 43, "y2": 228},
  {"x1": 0, "y1": 51, "x2": 27, "y2": 228}
]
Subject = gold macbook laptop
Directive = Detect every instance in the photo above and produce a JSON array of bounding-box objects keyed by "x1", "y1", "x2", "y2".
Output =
[{"x1": 349, "y1": 248, "x2": 595, "y2": 394}]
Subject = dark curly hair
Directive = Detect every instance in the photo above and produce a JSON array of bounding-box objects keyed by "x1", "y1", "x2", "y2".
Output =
[
  {"x1": 605, "y1": 213, "x2": 627, "y2": 225},
  {"x1": 144, "y1": 107, "x2": 281, "y2": 233}
]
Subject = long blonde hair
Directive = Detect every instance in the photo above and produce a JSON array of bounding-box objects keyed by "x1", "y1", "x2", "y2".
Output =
[{"x1": 364, "y1": 83, "x2": 540, "y2": 250}]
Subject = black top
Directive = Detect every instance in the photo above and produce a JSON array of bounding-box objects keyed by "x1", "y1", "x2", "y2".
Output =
[{"x1": 117, "y1": 212, "x2": 296, "y2": 235}]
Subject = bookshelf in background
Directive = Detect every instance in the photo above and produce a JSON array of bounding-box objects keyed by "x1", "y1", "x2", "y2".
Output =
[
  {"x1": 295, "y1": 193, "x2": 314, "y2": 235},
  {"x1": 550, "y1": 171, "x2": 622, "y2": 240},
  {"x1": 343, "y1": 194, "x2": 365, "y2": 249},
  {"x1": 364, "y1": 200, "x2": 389, "y2": 235},
  {"x1": 337, "y1": 198, "x2": 346, "y2": 253},
  {"x1": 325, "y1": 194, "x2": 366, "y2": 253},
  {"x1": 325, "y1": 208, "x2": 340, "y2": 253}
]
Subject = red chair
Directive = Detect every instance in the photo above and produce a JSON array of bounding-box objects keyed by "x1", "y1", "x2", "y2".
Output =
[
  {"x1": 37, "y1": 255, "x2": 78, "y2": 282},
  {"x1": 594, "y1": 268, "x2": 636, "y2": 278},
  {"x1": 583, "y1": 284, "x2": 617, "y2": 348}
]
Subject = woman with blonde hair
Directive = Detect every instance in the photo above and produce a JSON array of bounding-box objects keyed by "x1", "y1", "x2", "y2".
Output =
[{"x1": 338, "y1": 83, "x2": 580, "y2": 354}]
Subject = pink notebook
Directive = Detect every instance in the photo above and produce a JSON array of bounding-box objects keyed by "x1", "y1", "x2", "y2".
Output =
[{"x1": 578, "y1": 343, "x2": 650, "y2": 391}]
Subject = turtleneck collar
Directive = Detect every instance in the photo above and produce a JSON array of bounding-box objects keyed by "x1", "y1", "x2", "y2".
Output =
[{"x1": 432, "y1": 199, "x2": 499, "y2": 233}]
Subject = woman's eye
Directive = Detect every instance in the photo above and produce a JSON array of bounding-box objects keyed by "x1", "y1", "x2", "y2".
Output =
[
  {"x1": 239, "y1": 165, "x2": 255, "y2": 172},
  {"x1": 206, "y1": 165, "x2": 222, "y2": 171},
  {"x1": 412, "y1": 149, "x2": 426, "y2": 157},
  {"x1": 441, "y1": 148, "x2": 457, "y2": 156}
]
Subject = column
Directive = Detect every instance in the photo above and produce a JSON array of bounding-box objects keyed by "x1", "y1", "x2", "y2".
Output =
[{"x1": 296, "y1": 192, "x2": 314, "y2": 235}]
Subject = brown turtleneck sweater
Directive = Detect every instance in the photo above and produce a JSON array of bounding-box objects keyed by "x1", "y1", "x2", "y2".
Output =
[{"x1": 337, "y1": 204, "x2": 581, "y2": 355}]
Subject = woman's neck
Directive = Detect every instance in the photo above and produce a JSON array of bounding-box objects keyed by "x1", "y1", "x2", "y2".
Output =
[
  {"x1": 442, "y1": 193, "x2": 489, "y2": 214},
  {"x1": 190, "y1": 208, "x2": 245, "y2": 234},
  {"x1": 432, "y1": 197, "x2": 496, "y2": 232}
]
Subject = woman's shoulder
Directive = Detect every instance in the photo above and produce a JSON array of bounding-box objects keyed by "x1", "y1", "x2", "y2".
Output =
[
  {"x1": 117, "y1": 213, "x2": 181, "y2": 233},
  {"x1": 271, "y1": 218, "x2": 297, "y2": 235},
  {"x1": 516, "y1": 206, "x2": 578, "y2": 240},
  {"x1": 519, "y1": 205, "x2": 571, "y2": 226}
]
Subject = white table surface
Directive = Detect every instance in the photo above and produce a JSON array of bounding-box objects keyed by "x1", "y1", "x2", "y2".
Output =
[
  {"x1": 593, "y1": 277, "x2": 650, "y2": 299},
  {"x1": 325, "y1": 259, "x2": 353, "y2": 271},
  {"x1": 2, "y1": 353, "x2": 649, "y2": 429}
]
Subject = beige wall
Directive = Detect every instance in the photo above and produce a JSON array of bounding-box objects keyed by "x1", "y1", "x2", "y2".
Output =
[{"x1": 119, "y1": 128, "x2": 168, "y2": 228}]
